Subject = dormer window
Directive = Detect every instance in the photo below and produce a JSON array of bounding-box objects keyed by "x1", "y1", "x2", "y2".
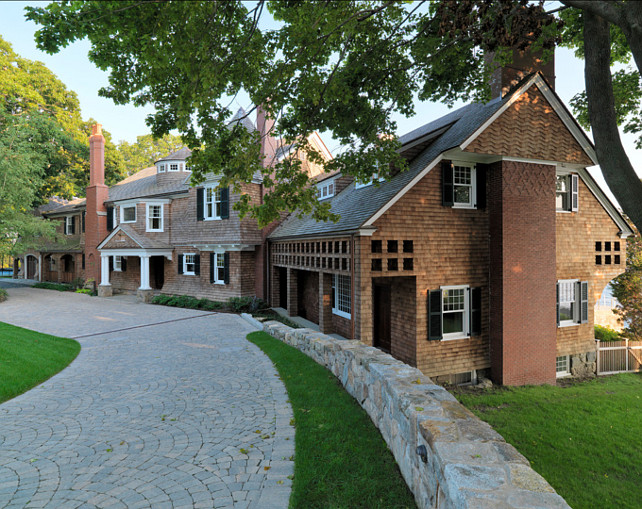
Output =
[
  {"x1": 355, "y1": 173, "x2": 384, "y2": 189},
  {"x1": 169, "y1": 163, "x2": 179, "y2": 172},
  {"x1": 158, "y1": 164, "x2": 166, "y2": 173},
  {"x1": 317, "y1": 179, "x2": 335, "y2": 200}
]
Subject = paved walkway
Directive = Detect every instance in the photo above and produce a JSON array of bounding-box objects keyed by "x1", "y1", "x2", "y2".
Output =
[{"x1": 0, "y1": 287, "x2": 294, "y2": 508}]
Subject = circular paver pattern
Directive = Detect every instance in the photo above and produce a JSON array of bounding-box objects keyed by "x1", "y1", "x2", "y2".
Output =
[{"x1": 0, "y1": 287, "x2": 294, "y2": 508}]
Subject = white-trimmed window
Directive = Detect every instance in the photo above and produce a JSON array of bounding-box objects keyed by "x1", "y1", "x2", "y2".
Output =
[
  {"x1": 183, "y1": 253, "x2": 196, "y2": 275},
  {"x1": 169, "y1": 163, "x2": 179, "y2": 172},
  {"x1": 557, "y1": 279, "x2": 588, "y2": 327},
  {"x1": 442, "y1": 285, "x2": 469, "y2": 339},
  {"x1": 146, "y1": 204, "x2": 163, "y2": 232},
  {"x1": 113, "y1": 255, "x2": 123, "y2": 272},
  {"x1": 453, "y1": 164, "x2": 476, "y2": 208},
  {"x1": 64, "y1": 216, "x2": 74, "y2": 235},
  {"x1": 355, "y1": 173, "x2": 385, "y2": 189},
  {"x1": 332, "y1": 274, "x2": 351, "y2": 319},
  {"x1": 556, "y1": 355, "x2": 570, "y2": 378},
  {"x1": 556, "y1": 174, "x2": 579, "y2": 212},
  {"x1": 317, "y1": 179, "x2": 335, "y2": 200},
  {"x1": 205, "y1": 185, "x2": 222, "y2": 220},
  {"x1": 159, "y1": 163, "x2": 166, "y2": 173},
  {"x1": 121, "y1": 206, "x2": 136, "y2": 223},
  {"x1": 212, "y1": 252, "x2": 226, "y2": 284}
]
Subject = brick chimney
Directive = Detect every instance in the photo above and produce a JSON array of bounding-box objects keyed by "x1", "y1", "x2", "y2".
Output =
[
  {"x1": 85, "y1": 124, "x2": 109, "y2": 287},
  {"x1": 487, "y1": 46, "x2": 555, "y2": 99},
  {"x1": 256, "y1": 104, "x2": 279, "y2": 168}
]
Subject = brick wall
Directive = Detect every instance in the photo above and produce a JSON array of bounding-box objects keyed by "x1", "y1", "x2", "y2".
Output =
[
  {"x1": 109, "y1": 256, "x2": 141, "y2": 293},
  {"x1": 556, "y1": 178, "x2": 627, "y2": 357},
  {"x1": 489, "y1": 160, "x2": 557, "y2": 386}
]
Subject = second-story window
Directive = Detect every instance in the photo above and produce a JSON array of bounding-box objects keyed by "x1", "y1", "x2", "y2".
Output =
[
  {"x1": 556, "y1": 174, "x2": 579, "y2": 212},
  {"x1": 169, "y1": 163, "x2": 179, "y2": 172},
  {"x1": 205, "y1": 186, "x2": 222, "y2": 219},
  {"x1": 121, "y1": 206, "x2": 136, "y2": 223},
  {"x1": 317, "y1": 180, "x2": 335, "y2": 200},
  {"x1": 64, "y1": 216, "x2": 75, "y2": 235},
  {"x1": 147, "y1": 204, "x2": 163, "y2": 232},
  {"x1": 442, "y1": 161, "x2": 483, "y2": 209},
  {"x1": 159, "y1": 164, "x2": 166, "y2": 173}
]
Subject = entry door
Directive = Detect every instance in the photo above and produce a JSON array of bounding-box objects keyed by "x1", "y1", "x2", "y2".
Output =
[
  {"x1": 150, "y1": 256, "x2": 164, "y2": 290},
  {"x1": 27, "y1": 257, "x2": 37, "y2": 279},
  {"x1": 373, "y1": 284, "x2": 392, "y2": 353}
]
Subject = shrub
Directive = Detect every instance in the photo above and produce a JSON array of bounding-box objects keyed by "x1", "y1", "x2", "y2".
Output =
[
  {"x1": 198, "y1": 299, "x2": 224, "y2": 311},
  {"x1": 228, "y1": 296, "x2": 268, "y2": 313},
  {"x1": 33, "y1": 282, "x2": 72, "y2": 292},
  {"x1": 70, "y1": 277, "x2": 85, "y2": 290},
  {"x1": 75, "y1": 289, "x2": 93, "y2": 295},
  {"x1": 595, "y1": 324, "x2": 620, "y2": 342},
  {"x1": 0, "y1": 288, "x2": 8, "y2": 302}
]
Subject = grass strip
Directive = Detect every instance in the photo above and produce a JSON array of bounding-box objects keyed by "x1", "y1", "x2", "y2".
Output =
[
  {"x1": 454, "y1": 374, "x2": 642, "y2": 509},
  {"x1": 247, "y1": 331, "x2": 416, "y2": 509},
  {"x1": 0, "y1": 322, "x2": 80, "y2": 404}
]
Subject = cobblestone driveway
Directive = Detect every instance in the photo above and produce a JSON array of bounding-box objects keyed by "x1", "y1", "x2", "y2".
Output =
[{"x1": 0, "y1": 287, "x2": 294, "y2": 508}]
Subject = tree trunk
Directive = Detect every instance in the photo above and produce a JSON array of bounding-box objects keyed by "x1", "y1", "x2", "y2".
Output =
[{"x1": 583, "y1": 11, "x2": 642, "y2": 232}]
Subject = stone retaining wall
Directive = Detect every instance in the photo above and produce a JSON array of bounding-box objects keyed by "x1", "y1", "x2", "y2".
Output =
[{"x1": 261, "y1": 321, "x2": 569, "y2": 509}]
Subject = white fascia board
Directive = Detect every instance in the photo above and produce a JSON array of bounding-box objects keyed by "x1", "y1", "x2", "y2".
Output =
[
  {"x1": 363, "y1": 154, "x2": 444, "y2": 227},
  {"x1": 144, "y1": 198, "x2": 171, "y2": 205},
  {"x1": 98, "y1": 248, "x2": 173, "y2": 259},
  {"x1": 577, "y1": 168, "x2": 634, "y2": 238},
  {"x1": 357, "y1": 227, "x2": 377, "y2": 237},
  {"x1": 190, "y1": 243, "x2": 257, "y2": 252},
  {"x1": 112, "y1": 199, "x2": 140, "y2": 207}
]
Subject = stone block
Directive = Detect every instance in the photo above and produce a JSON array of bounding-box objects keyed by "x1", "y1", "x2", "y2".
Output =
[
  {"x1": 98, "y1": 284, "x2": 113, "y2": 297},
  {"x1": 136, "y1": 289, "x2": 153, "y2": 303}
]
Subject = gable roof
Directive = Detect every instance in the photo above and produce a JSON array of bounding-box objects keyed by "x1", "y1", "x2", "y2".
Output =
[
  {"x1": 97, "y1": 224, "x2": 172, "y2": 250},
  {"x1": 270, "y1": 73, "x2": 631, "y2": 240},
  {"x1": 42, "y1": 197, "x2": 86, "y2": 217},
  {"x1": 156, "y1": 147, "x2": 192, "y2": 162}
]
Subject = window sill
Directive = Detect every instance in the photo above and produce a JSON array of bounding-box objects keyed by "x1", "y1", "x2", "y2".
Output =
[
  {"x1": 183, "y1": 272, "x2": 196, "y2": 276},
  {"x1": 332, "y1": 308, "x2": 351, "y2": 320},
  {"x1": 556, "y1": 371, "x2": 571, "y2": 378},
  {"x1": 442, "y1": 333, "x2": 470, "y2": 341},
  {"x1": 212, "y1": 281, "x2": 225, "y2": 285},
  {"x1": 121, "y1": 220, "x2": 136, "y2": 224},
  {"x1": 558, "y1": 321, "x2": 579, "y2": 328},
  {"x1": 452, "y1": 204, "x2": 476, "y2": 210},
  {"x1": 146, "y1": 229, "x2": 164, "y2": 233},
  {"x1": 204, "y1": 217, "x2": 222, "y2": 221}
]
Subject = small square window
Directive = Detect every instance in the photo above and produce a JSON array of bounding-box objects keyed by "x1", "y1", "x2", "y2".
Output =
[
  {"x1": 342, "y1": 241, "x2": 348, "y2": 254},
  {"x1": 403, "y1": 258, "x2": 414, "y2": 271},
  {"x1": 371, "y1": 259, "x2": 382, "y2": 271},
  {"x1": 595, "y1": 241, "x2": 602, "y2": 252},
  {"x1": 605, "y1": 242, "x2": 611, "y2": 252},
  {"x1": 371, "y1": 240, "x2": 382, "y2": 253},
  {"x1": 615, "y1": 255, "x2": 621, "y2": 264},
  {"x1": 596, "y1": 255, "x2": 602, "y2": 265},
  {"x1": 387, "y1": 258, "x2": 398, "y2": 271},
  {"x1": 605, "y1": 255, "x2": 612, "y2": 265},
  {"x1": 615, "y1": 242, "x2": 620, "y2": 252},
  {"x1": 403, "y1": 240, "x2": 413, "y2": 253},
  {"x1": 121, "y1": 206, "x2": 136, "y2": 223},
  {"x1": 342, "y1": 258, "x2": 348, "y2": 270},
  {"x1": 387, "y1": 240, "x2": 398, "y2": 253}
]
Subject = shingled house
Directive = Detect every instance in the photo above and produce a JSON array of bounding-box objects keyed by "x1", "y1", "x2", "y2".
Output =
[
  {"x1": 267, "y1": 59, "x2": 633, "y2": 385},
  {"x1": 18, "y1": 108, "x2": 331, "y2": 303}
]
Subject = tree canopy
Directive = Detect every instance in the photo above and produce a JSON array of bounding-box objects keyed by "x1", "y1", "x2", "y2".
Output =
[
  {"x1": 24, "y1": 1, "x2": 642, "y2": 230},
  {"x1": 118, "y1": 133, "x2": 185, "y2": 175}
]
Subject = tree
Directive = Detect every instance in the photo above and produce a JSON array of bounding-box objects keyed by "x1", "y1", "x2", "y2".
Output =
[
  {"x1": 24, "y1": 1, "x2": 642, "y2": 229},
  {"x1": 118, "y1": 134, "x2": 185, "y2": 175},
  {"x1": 611, "y1": 233, "x2": 642, "y2": 340}
]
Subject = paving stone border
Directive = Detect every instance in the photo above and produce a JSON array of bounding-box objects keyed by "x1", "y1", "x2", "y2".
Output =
[{"x1": 259, "y1": 320, "x2": 570, "y2": 509}]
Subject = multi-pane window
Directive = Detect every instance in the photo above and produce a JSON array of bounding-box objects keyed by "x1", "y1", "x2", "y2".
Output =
[
  {"x1": 64, "y1": 216, "x2": 74, "y2": 235},
  {"x1": 205, "y1": 186, "x2": 222, "y2": 219},
  {"x1": 147, "y1": 204, "x2": 163, "y2": 231},
  {"x1": 556, "y1": 355, "x2": 570, "y2": 377},
  {"x1": 183, "y1": 253, "x2": 196, "y2": 275},
  {"x1": 169, "y1": 163, "x2": 179, "y2": 171},
  {"x1": 159, "y1": 164, "x2": 166, "y2": 173},
  {"x1": 332, "y1": 274, "x2": 351, "y2": 319},
  {"x1": 558, "y1": 280, "x2": 577, "y2": 325},
  {"x1": 453, "y1": 165, "x2": 473, "y2": 206},
  {"x1": 317, "y1": 180, "x2": 335, "y2": 200},
  {"x1": 121, "y1": 206, "x2": 136, "y2": 223},
  {"x1": 556, "y1": 174, "x2": 579, "y2": 212},
  {"x1": 213, "y1": 252, "x2": 225, "y2": 284},
  {"x1": 113, "y1": 255, "x2": 123, "y2": 272},
  {"x1": 442, "y1": 286, "x2": 468, "y2": 338}
]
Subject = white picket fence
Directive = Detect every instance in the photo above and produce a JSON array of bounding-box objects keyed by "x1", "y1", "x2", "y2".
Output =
[{"x1": 596, "y1": 339, "x2": 642, "y2": 375}]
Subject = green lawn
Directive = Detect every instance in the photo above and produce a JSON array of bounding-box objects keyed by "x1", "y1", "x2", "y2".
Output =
[
  {"x1": 247, "y1": 331, "x2": 416, "y2": 509},
  {"x1": 454, "y1": 374, "x2": 642, "y2": 509},
  {"x1": 0, "y1": 322, "x2": 80, "y2": 404}
]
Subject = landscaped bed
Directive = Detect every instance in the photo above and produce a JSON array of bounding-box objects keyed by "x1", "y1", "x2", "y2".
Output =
[
  {"x1": 0, "y1": 322, "x2": 80, "y2": 404},
  {"x1": 453, "y1": 374, "x2": 642, "y2": 509},
  {"x1": 247, "y1": 331, "x2": 416, "y2": 509}
]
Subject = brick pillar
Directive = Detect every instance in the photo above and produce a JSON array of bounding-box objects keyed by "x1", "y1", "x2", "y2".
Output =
[
  {"x1": 354, "y1": 237, "x2": 372, "y2": 344},
  {"x1": 270, "y1": 265, "x2": 280, "y2": 307},
  {"x1": 286, "y1": 268, "x2": 298, "y2": 317},
  {"x1": 319, "y1": 272, "x2": 333, "y2": 333},
  {"x1": 488, "y1": 160, "x2": 557, "y2": 386}
]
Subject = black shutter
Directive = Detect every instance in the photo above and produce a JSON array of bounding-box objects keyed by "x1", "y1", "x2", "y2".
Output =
[
  {"x1": 428, "y1": 289, "x2": 443, "y2": 340},
  {"x1": 557, "y1": 283, "x2": 560, "y2": 327},
  {"x1": 571, "y1": 174, "x2": 579, "y2": 212},
  {"x1": 580, "y1": 281, "x2": 589, "y2": 323},
  {"x1": 223, "y1": 252, "x2": 230, "y2": 284},
  {"x1": 470, "y1": 287, "x2": 482, "y2": 336},
  {"x1": 220, "y1": 187, "x2": 229, "y2": 219},
  {"x1": 121, "y1": 257, "x2": 127, "y2": 272},
  {"x1": 196, "y1": 188, "x2": 204, "y2": 221},
  {"x1": 442, "y1": 162, "x2": 454, "y2": 207},
  {"x1": 71, "y1": 216, "x2": 76, "y2": 235},
  {"x1": 178, "y1": 254, "x2": 184, "y2": 274},
  {"x1": 476, "y1": 164, "x2": 487, "y2": 210},
  {"x1": 109, "y1": 256, "x2": 113, "y2": 272},
  {"x1": 195, "y1": 254, "x2": 201, "y2": 276},
  {"x1": 106, "y1": 207, "x2": 114, "y2": 231},
  {"x1": 82, "y1": 212, "x2": 86, "y2": 233},
  {"x1": 210, "y1": 253, "x2": 215, "y2": 283},
  {"x1": 82, "y1": 254, "x2": 85, "y2": 270}
]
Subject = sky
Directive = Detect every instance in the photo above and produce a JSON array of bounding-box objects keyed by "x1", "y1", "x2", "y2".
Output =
[{"x1": 0, "y1": 1, "x2": 640, "y2": 205}]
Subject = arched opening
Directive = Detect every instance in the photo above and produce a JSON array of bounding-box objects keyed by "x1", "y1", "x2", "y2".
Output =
[{"x1": 26, "y1": 255, "x2": 39, "y2": 280}]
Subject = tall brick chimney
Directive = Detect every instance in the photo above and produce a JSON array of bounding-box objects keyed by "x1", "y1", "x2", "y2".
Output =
[
  {"x1": 85, "y1": 124, "x2": 109, "y2": 287},
  {"x1": 487, "y1": 46, "x2": 555, "y2": 99},
  {"x1": 256, "y1": 104, "x2": 279, "y2": 168}
]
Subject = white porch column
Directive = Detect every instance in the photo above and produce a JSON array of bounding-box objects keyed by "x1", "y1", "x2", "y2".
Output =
[
  {"x1": 22, "y1": 255, "x2": 26, "y2": 279},
  {"x1": 139, "y1": 255, "x2": 151, "y2": 290},
  {"x1": 100, "y1": 255, "x2": 111, "y2": 286},
  {"x1": 38, "y1": 255, "x2": 42, "y2": 281}
]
